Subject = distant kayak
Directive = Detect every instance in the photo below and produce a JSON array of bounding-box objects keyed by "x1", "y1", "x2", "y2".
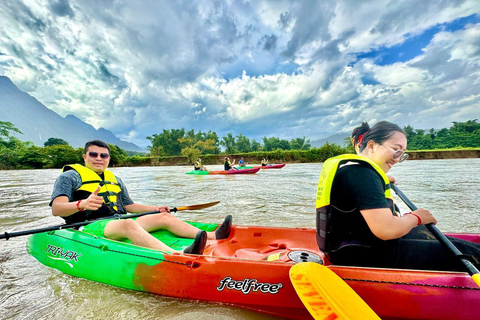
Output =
[
  {"x1": 186, "y1": 167, "x2": 260, "y2": 175},
  {"x1": 259, "y1": 163, "x2": 286, "y2": 169},
  {"x1": 239, "y1": 163, "x2": 286, "y2": 169}
]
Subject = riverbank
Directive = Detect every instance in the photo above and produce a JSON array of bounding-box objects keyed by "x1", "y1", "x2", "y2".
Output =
[{"x1": 128, "y1": 148, "x2": 480, "y2": 167}]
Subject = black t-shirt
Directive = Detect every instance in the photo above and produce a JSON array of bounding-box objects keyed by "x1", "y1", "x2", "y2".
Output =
[
  {"x1": 328, "y1": 163, "x2": 393, "y2": 252},
  {"x1": 331, "y1": 163, "x2": 390, "y2": 212}
]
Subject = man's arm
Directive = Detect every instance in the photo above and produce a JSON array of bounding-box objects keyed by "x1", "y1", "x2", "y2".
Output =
[{"x1": 52, "y1": 186, "x2": 103, "y2": 217}]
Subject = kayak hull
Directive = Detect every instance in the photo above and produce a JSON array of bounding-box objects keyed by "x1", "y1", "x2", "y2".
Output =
[
  {"x1": 27, "y1": 224, "x2": 480, "y2": 320},
  {"x1": 259, "y1": 163, "x2": 286, "y2": 169},
  {"x1": 239, "y1": 164, "x2": 286, "y2": 169},
  {"x1": 186, "y1": 167, "x2": 260, "y2": 175}
]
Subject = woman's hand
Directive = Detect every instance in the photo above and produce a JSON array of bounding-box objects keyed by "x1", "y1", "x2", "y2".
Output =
[{"x1": 413, "y1": 208, "x2": 437, "y2": 225}]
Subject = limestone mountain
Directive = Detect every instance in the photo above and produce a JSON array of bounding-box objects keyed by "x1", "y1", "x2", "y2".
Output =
[{"x1": 0, "y1": 76, "x2": 144, "y2": 152}]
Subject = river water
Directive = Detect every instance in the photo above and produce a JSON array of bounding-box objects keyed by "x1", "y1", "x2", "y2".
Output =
[{"x1": 1, "y1": 159, "x2": 479, "y2": 319}]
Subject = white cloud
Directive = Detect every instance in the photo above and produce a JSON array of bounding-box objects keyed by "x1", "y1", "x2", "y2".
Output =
[{"x1": 0, "y1": 0, "x2": 479, "y2": 148}]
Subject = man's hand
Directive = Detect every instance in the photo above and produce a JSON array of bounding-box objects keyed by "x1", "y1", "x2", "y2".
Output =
[
  {"x1": 80, "y1": 185, "x2": 104, "y2": 211},
  {"x1": 156, "y1": 205, "x2": 170, "y2": 213}
]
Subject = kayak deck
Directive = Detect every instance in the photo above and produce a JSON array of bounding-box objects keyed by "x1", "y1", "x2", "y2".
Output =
[{"x1": 27, "y1": 223, "x2": 480, "y2": 320}]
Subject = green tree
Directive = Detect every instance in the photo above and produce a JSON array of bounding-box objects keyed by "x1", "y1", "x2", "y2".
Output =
[
  {"x1": 43, "y1": 145, "x2": 82, "y2": 168},
  {"x1": 221, "y1": 133, "x2": 236, "y2": 154},
  {"x1": 181, "y1": 146, "x2": 201, "y2": 164},
  {"x1": 193, "y1": 139, "x2": 218, "y2": 154},
  {"x1": 147, "y1": 128, "x2": 186, "y2": 156},
  {"x1": 251, "y1": 139, "x2": 261, "y2": 151},
  {"x1": 19, "y1": 145, "x2": 49, "y2": 168},
  {"x1": 262, "y1": 137, "x2": 291, "y2": 151},
  {"x1": 44, "y1": 137, "x2": 69, "y2": 147},
  {"x1": 290, "y1": 137, "x2": 311, "y2": 150},
  {"x1": 0, "y1": 121, "x2": 22, "y2": 142},
  {"x1": 108, "y1": 144, "x2": 128, "y2": 166},
  {"x1": 236, "y1": 134, "x2": 251, "y2": 153}
]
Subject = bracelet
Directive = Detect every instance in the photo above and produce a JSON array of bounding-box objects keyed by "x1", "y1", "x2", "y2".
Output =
[
  {"x1": 76, "y1": 200, "x2": 86, "y2": 212},
  {"x1": 405, "y1": 212, "x2": 422, "y2": 226}
]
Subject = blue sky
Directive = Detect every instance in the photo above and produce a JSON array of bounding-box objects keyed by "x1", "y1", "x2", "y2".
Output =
[
  {"x1": 0, "y1": 1, "x2": 479, "y2": 148},
  {"x1": 356, "y1": 14, "x2": 480, "y2": 66}
]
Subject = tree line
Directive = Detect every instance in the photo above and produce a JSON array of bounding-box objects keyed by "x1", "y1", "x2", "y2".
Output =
[
  {"x1": 1, "y1": 120, "x2": 479, "y2": 170},
  {"x1": 146, "y1": 128, "x2": 311, "y2": 163}
]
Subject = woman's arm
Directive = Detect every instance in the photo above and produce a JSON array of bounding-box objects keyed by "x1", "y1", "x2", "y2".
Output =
[{"x1": 361, "y1": 208, "x2": 437, "y2": 240}]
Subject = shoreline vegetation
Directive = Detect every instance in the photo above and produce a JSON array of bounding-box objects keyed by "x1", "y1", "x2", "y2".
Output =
[
  {"x1": 1, "y1": 120, "x2": 479, "y2": 170},
  {"x1": 127, "y1": 147, "x2": 480, "y2": 167}
]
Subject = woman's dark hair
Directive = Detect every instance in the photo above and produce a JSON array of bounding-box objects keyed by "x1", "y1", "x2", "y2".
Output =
[
  {"x1": 84, "y1": 140, "x2": 110, "y2": 154},
  {"x1": 351, "y1": 121, "x2": 405, "y2": 152}
]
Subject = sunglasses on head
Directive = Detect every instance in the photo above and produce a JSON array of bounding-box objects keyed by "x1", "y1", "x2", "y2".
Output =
[{"x1": 87, "y1": 151, "x2": 110, "y2": 159}]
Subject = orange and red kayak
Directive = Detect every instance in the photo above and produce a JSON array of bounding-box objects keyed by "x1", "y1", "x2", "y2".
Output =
[{"x1": 28, "y1": 222, "x2": 480, "y2": 320}]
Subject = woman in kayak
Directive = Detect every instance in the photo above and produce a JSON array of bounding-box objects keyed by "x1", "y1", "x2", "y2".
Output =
[
  {"x1": 224, "y1": 157, "x2": 237, "y2": 170},
  {"x1": 194, "y1": 158, "x2": 206, "y2": 171},
  {"x1": 316, "y1": 121, "x2": 480, "y2": 271}
]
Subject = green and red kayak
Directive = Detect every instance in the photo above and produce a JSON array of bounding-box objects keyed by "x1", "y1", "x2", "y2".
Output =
[
  {"x1": 186, "y1": 167, "x2": 260, "y2": 175},
  {"x1": 27, "y1": 222, "x2": 480, "y2": 320}
]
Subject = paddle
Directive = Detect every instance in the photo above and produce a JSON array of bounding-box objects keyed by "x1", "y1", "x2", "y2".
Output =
[
  {"x1": 290, "y1": 262, "x2": 381, "y2": 320},
  {"x1": 391, "y1": 184, "x2": 480, "y2": 287},
  {"x1": 0, "y1": 201, "x2": 220, "y2": 240}
]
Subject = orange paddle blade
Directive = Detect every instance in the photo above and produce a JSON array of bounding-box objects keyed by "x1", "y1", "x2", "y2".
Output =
[
  {"x1": 175, "y1": 201, "x2": 220, "y2": 212},
  {"x1": 290, "y1": 262, "x2": 381, "y2": 320}
]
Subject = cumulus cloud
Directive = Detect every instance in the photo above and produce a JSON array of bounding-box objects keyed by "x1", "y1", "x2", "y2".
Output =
[{"x1": 0, "y1": 0, "x2": 479, "y2": 147}]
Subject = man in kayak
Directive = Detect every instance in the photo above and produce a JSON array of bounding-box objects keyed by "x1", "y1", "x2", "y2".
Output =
[
  {"x1": 238, "y1": 157, "x2": 246, "y2": 167},
  {"x1": 317, "y1": 121, "x2": 480, "y2": 271},
  {"x1": 50, "y1": 140, "x2": 232, "y2": 255}
]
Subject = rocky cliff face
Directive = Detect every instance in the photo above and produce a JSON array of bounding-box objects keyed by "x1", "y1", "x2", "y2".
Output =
[{"x1": 0, "y1": 76, "x2": 144, "y2": 152}]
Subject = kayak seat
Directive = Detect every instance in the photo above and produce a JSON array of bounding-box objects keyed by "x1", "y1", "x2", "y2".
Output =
[{"x1": 207, "y1": 225, "x2": 323, "y2": 262}]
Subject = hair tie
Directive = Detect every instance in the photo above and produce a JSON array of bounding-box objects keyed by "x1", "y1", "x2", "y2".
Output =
[{"x1": 357, "y1": 134, "x2": 363, "y2": 145}]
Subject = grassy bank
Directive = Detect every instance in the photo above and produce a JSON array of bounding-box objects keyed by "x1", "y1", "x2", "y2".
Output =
[{"x1": 120, "y1": 146, "x2": 480, "y2": 167}]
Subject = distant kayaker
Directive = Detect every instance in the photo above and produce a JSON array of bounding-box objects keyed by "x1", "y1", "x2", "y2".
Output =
[
  {"x1": 261, "y1": 158, "x2": 268, "y2": 166},
  {"x1": 317, "y1": 121, "x2": 480, "y2": 271},
  {"x1": 224, "y1": 157, "x2": 236, "y2": 170},
  {"x1": 50, "y1": 140, "x2": 232, "y2": 255},
  {"x1": 194, "y1": 158, "x2": 206, "y2": 171},
  {"x1": 238, "y1": 157, "x2": 246, "y2": 167}
]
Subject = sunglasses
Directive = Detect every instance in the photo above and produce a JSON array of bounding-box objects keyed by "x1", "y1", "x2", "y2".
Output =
[
  {"x1": 380, "y1": 145, "x2": 408, "y2": 163},
  {"x1": 87, "y1": 151, "x2": 110, "y2": 159}
]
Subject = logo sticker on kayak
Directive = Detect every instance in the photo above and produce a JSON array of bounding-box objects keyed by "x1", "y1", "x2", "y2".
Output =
[
  {"x1": 45, "y1": 244, "x2": 82, "y2": 264},
  {"x1": 217, "y1": 277, "x2": 283, "y2": 294}
]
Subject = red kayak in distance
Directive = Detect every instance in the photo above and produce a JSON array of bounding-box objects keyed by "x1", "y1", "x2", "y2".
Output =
[
  {"x1": 258, "y1": 163, "x2": 286, "y2": 169},
  {"x1": 187, "y1": 167, "x2": 260, "y2": 175}
]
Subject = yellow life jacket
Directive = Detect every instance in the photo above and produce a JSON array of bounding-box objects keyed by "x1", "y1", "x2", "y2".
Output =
[
  {"x1": 63, "y1": 164, "x2": 122, "y2": 214},
  {"x1": 315, "y1": 154, "x2": 396, "y2": 252}
]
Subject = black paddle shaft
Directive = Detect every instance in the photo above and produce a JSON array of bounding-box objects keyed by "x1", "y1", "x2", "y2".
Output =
[
  {"x1": 0, "y1": 208, "x2": 179, "y2": 240},
  {"x1": 391, "y1": 184, "x2": 479, "y2": 276}
]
